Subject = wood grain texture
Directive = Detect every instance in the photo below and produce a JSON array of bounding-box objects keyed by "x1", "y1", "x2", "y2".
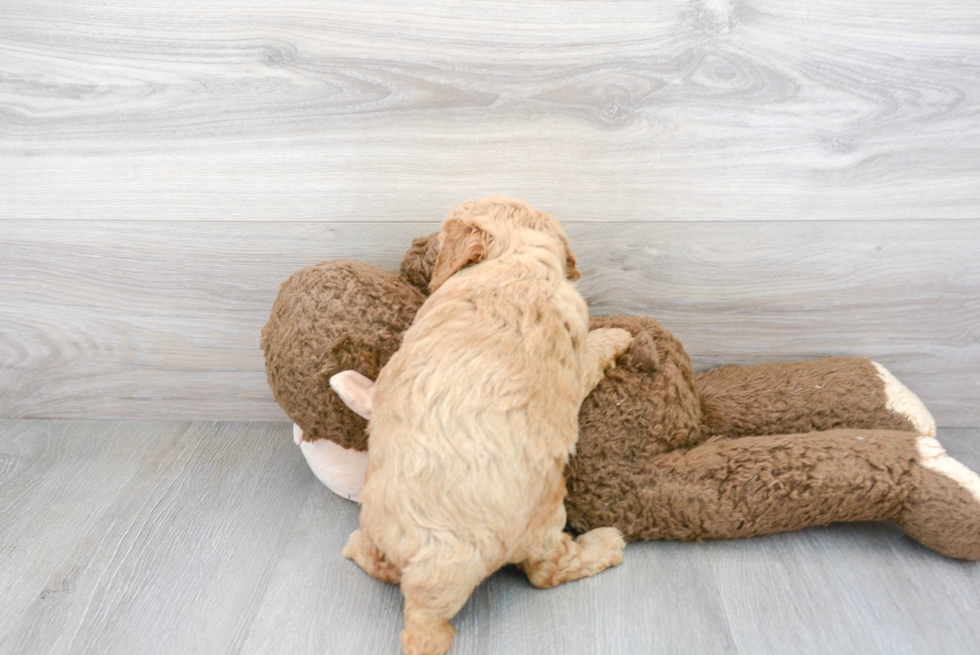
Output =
[
  {"x1": 2, "y1": 420, "x2": 979, "y2": 654},
  {"x1": 2, "y1": 219, "x2": 978, "y2": 424},
  {"x1": 242, "y1": 490, "x2": 740, "y2": 655},
  {"x1": 0, "y1": 421, "x2": 310, "y2": 655},
  {"x1": 238, "y1": 481, "x2": 408, "y2": 655},
  {"x1": 1, "y1": 0, "x2": 979, "y2": 222},
  {"x1": 0, "y1": 420, "x2": 188, "y2": 639}
]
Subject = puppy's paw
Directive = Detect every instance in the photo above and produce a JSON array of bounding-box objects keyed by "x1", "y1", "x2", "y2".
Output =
[
  {"x1": 522, "y1": 528, "x2": 626, "y2": 588},
  {"x1": 576, "y1": 526, "x2": 626, "y2": 569},
  {"x1": 606, "y1": 328, "x2": 635, "y2": 358},
  {"x1": 343, "y1": 529, "x2": 401, "y2": 584},
  {"x1": 589, "y1": 327, "x2": 634, "y2": 367}
]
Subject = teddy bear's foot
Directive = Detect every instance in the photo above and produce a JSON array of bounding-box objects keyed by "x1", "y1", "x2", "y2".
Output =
[
  {"x1": 871, "y1": 362, "x2": 936, "y2": 437},
  {"x1": 293, "y1": 422, "x2": 304, "y2": 445},
  {"x1": 297, "y1": 432, "x2": 369, "y2": 502},
  {"x1": 899, "y1": 436, "x2": 980, "y2": 560}
]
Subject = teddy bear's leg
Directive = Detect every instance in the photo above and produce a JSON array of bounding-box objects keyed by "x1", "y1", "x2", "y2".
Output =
[
  {"x1": 565, "y1": 429, "x2": 980, "y2": 560},
  {"x1": 697, "y1": 356, "x2": 935, "y2": 439}
]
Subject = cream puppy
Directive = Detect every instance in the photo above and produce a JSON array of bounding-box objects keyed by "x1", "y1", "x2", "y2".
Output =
[{"x1": 343, "y1": 196, "x2": 633, "y2": 655}]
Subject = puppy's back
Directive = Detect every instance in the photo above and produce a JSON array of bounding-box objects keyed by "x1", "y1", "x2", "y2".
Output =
[{"x1": 363, "y1": 255, "x2": 586, "y2": 566}]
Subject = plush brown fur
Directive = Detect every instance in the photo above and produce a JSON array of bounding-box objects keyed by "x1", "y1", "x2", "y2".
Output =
[
  {"x1": 570, "y1": 428, "x2": 980, "y2": 559},
  {"x1": 261, "y1": 261, "x2": 425, "y2": 450},
  {"x1": 698, "y1": 357, "x2": 916, "y2": 437},
  {"x1": 262, "y1": 224, "x2": 980, "y2": 563},
  {"x1": 400, "y1": 234, "x2": 441, "y2": 295}
]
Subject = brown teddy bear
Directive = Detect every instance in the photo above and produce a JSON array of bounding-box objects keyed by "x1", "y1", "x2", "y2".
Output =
[{"x1": 262, "y1": 229, "x2": 980, "y2": 561}]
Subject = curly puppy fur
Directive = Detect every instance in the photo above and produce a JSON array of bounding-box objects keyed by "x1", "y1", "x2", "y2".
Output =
[{"x1": 344, "y1": 196, "x2": 631, "y2": 655}]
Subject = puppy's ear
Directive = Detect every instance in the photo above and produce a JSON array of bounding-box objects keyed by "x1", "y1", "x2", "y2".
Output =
[
  {"x1": 561, "y1": 235, "x2": 581, "y2": 281},
  {"x1": 430, "y1": 219, "x2": 491, "y2": 292}
]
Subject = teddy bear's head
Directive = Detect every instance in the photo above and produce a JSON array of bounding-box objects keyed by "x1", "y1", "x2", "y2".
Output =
[
  {"x1": 263, "y1": 231, "x2": 704, "y2": 472},
  {"x1": 261, "y1": 259, "x2": 428, "y2": 450}
]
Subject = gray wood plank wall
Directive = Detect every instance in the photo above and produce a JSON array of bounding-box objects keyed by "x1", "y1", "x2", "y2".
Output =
[{"x1": 2, "y1": 1, "x2": 979, "y2": 424}]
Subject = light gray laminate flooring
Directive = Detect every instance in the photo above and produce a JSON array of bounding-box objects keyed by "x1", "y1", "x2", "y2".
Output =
[{"x1": 2, "y1": 420, "x2": 979, "y2": 655}]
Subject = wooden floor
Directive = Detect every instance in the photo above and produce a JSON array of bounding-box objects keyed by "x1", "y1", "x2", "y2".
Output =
[{"x1": 2, "y1": 420, "x2": 979, "y2": 655}]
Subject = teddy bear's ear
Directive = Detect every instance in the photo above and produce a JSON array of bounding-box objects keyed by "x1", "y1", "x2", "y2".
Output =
[
  {"x1": 560, "y1": 234, "x2": 581, "y2": 281},
  {"x1": 429, "y1": 218, "x2": 492, "y2": 292},
  {"x1": 400, "y1": 232, "x2": 441, "y2": 295},
  {"x1": 622, "y1": 330, "x2": 659, "y2": 372},
  {"x1": 329, "y1": 370, "x2": 375, "y2": 420}
]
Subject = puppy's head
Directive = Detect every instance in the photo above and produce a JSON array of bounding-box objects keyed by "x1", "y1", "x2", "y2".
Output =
[{"x1": 429, "y1": 195, "x2": 580, "y2": 292}]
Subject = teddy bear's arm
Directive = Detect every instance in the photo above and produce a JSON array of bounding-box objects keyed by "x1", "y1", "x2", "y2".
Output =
[
  {"x1": 564, "y1": 428, "x2": 980, "y2": 560},
  {"x1": 697, "y1": 356, "x2": 935, "y2": 439}
]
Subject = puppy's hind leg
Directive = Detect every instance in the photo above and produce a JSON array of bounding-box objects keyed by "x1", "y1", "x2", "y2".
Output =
[
  {"x1": 399, "y1": 559, "x2": 486, "y2": 655},
  {"x1": 519, "y1": 526, "x2": 626, "y2": 589},
  {"x1": 579, "y1": 327, "x2": 634, "y2": 399},
  {"x1": 342, "y1": 529, "x2": 401, "y2": 584}
]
